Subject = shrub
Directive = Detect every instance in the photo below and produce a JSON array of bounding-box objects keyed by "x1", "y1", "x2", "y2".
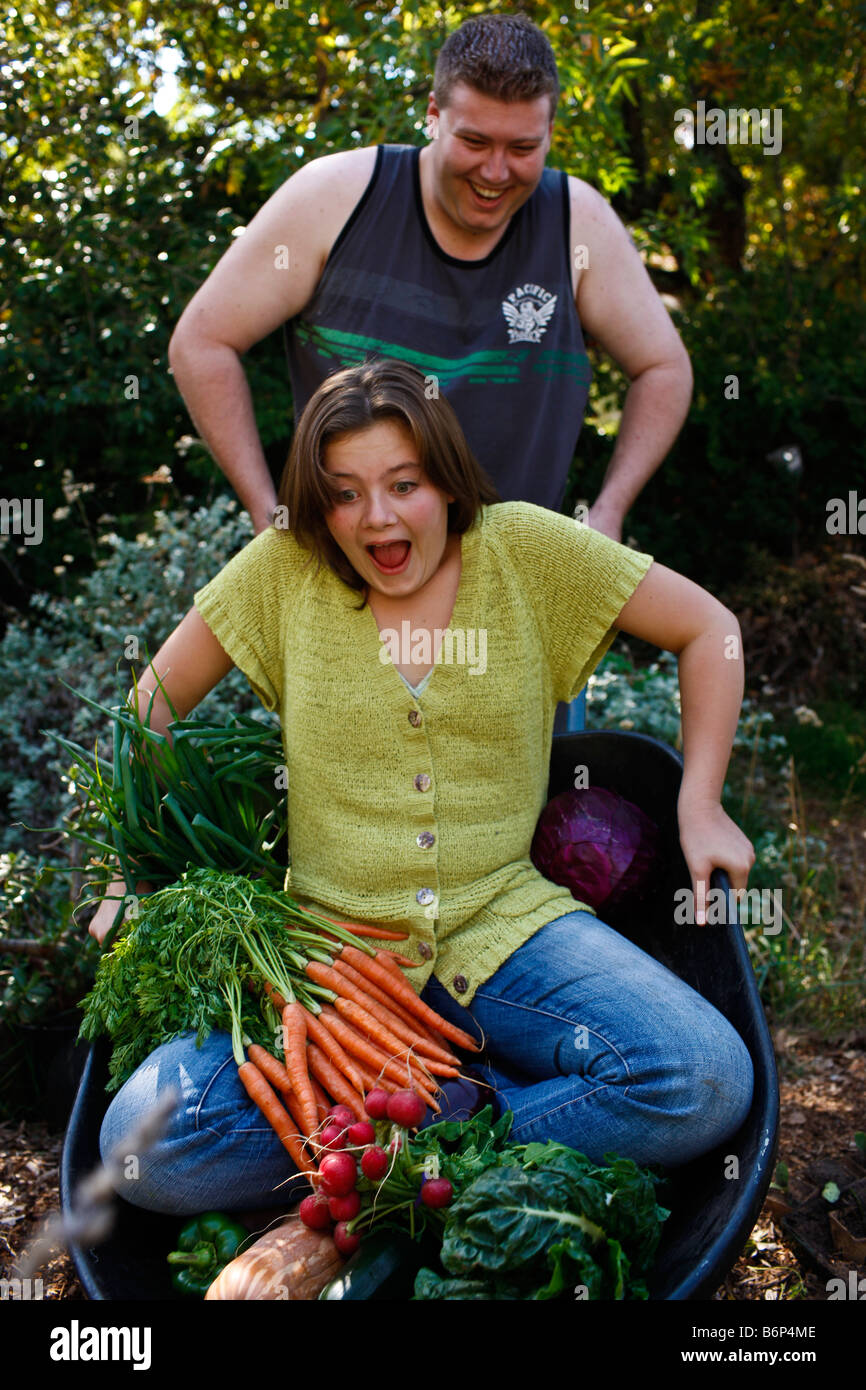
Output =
[{"x1": 0, "y1": 493, "x2": 273, "y2": 857}]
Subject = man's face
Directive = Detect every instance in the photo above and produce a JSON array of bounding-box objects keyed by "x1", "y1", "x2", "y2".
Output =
[{"x1": 425, "y1": 80, "x2": 554, "y2": 238}]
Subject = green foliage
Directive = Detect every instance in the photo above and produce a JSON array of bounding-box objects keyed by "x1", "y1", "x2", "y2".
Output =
[
  {"x1": 412, "y1": 1133, "x2": 669, "y2": 1300},
  {"x1": 775, "y1": 703, "x2": 866, "y2": 799},
  {"x1": 587, "y1": 647, "x2": 789, "y2": 765},
  {"x1": 0, "y1": 847, "x2": 102, "y2": 1116},
  {"x1": 735, "y1": 749, "x2": 864, "y2": 1034},
  {"x1": 0, "y1": 850, "x2": 101, "y2": 1021},
  {"x1": 5, "y1": 0, "x2": 863, "y2": 604},
  {"x1": 0, "y1": 494, "x2": 266, "y2": 857}
]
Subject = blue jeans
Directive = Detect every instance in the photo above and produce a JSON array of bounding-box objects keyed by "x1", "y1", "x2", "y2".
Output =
[{"x1": 100, "y1": 912, "x2": 753, "y2": 1214}]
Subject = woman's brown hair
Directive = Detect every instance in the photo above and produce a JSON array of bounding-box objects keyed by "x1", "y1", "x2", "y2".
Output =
[{"x1": 275, "y1": 357, "x2": 501, "y2": 602}]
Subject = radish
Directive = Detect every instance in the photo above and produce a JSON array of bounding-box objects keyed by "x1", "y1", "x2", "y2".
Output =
[
  {"x1": 363, "y1": 1088, "x2": 389, "y2": 1120},
  {"x1": 327, "y1": 1105, "x2": 356, "y2": 1129},
  {"x1": 298, "y1": 1193, "x2": 333, "y2": 1231},
  {"x1": 346, "y1": 1121, "x2": 375, "y2": 1147},
  {"x1": 360, "y1": 1145, "x2": 389, "y2": 1182},
  {"x1": 333, "y1": 1222, "x2": 361, "y2": 1257},
  {"x1": 319, "y1": 1122, "x2": 347, "y2": 1151},
  {"x1": 386, "y1": 1089, "x2": 427, "y2": 1129},
  {"x1": 420, "y1": 1178, "x2": 453, "y2": 1209},
  {"x1": 328, "y1": 1189, "x2": 361, "y2": 1222},
  {"x1": 318, "y1": 1151, "x2": 357, "y2": 1198}
]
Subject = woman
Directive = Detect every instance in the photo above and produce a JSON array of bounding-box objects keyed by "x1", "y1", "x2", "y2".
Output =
[{"x1": 91, "y1": 358, "x2": 754, "y2": 1214}]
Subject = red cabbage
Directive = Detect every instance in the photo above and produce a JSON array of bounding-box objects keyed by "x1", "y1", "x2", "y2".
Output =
[{"x1": 530, "y1": 787, "x2": 661, "y2": 913}]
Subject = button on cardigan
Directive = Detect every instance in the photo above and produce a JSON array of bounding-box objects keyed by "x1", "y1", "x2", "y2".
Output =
[{"x1": 194, "y1": 501, "x2": 654, "y2": 1004}]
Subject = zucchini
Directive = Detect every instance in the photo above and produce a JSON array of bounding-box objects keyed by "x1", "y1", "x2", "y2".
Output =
[{"x1": 318, "y1": 1231, "x2": 431, "y2": 1301}]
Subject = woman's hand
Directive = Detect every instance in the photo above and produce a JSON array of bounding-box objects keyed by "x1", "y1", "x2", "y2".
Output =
[
  {"x1": 88, "y1": 877, "x2": 152, "y2": 945},
  {"x1": 677, "y1": 798, "x2": 755, "y2": 924},
  {"x1": 88, "y1": 886, "x2": 126, "y2": 945}
]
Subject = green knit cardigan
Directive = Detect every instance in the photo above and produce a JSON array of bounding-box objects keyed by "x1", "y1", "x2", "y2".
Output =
[{"x1": 194, "y1": 501, "x2": 653, "y2": 1003}]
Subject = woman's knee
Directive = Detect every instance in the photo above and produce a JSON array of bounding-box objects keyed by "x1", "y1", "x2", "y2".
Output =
[
  {"x1": 643, "y1": 1005, "x2": 754, "y2": 1164},
  {"x1": 98, "y1": 1032, "x2": 291, "y2": 1214}
]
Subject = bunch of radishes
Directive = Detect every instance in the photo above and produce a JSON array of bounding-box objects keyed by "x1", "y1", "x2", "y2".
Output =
[{"x1": 298, "y1": 1087, "x2": 453, "y2": 1256}]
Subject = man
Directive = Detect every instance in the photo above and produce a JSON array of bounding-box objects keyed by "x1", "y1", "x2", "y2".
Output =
[{"x1": 168, "y1": 13, "x2": 692, "y2": 542}]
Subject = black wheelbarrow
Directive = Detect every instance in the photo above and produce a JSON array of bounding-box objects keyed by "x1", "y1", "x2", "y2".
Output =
[{"x1": 61, "y1": 731, "x2": 779, "y2": 1300}]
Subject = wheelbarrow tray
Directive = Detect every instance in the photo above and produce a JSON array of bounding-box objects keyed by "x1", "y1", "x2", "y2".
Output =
[{"x1": 62, "y1": 731, "x2": 779, "y2": 1300}]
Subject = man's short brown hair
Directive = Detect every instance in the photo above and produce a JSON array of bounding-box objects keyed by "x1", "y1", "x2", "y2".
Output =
[{"x1": 433, "y1": 13, "x2": 559, "y2": 119}]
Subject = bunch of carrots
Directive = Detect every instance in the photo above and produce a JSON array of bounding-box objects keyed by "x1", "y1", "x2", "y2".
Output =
[{"x1": 224, "y1": 919, "x2": 482, "y2": 1181}]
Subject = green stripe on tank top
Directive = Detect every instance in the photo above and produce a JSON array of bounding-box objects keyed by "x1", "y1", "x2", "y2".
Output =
[{"x1": 296, "y1": 322, "x2": 590, "y2": 384}]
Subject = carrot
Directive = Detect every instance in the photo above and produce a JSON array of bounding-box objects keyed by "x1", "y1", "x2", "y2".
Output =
[
  {"x1": 318, "y1": 920, "x2": 410, "y2": 941},
  {"x1": 306, "y1": 960, "x2": 457, "y2": 1065},
  {"x1": 338, "y1": 945, "x2": 483, "y2": 1052},
  {"x1": 237, "y1": 1061, "x2": 317, "y2": 1177},
  {"x1": 331, "y1": 959, "x2": 453, "y2": 1053},
  {"x1": 281, "y1": 1087, "x2": 318, "y2": 1143},
  {"x1": 305, "y1": 959, "x2": 377, "y2": 1007},
  {"x1": 263, "y1": 980, "x2": 288, "y2": 1012},
  {"x1": 305, "y1": 1043, "x2": 368, "y2": 1122},
  {"x1": 281, "y1": 1002, "x2": 319, "y2": 1137},
  {"x1": 246, "y1": 1043, "x2": 294, "y2": 1095},
  {"x1": 309, "y1": 1076, "x2": 332, "y2": 1124},
  {"x1": 303, "y1": 1009, "x2": 367, "y2": 1097},
  {"x1": 374, "y1": 950, "x2": 417, "y2": 967},
  {"x1": 246, "y1": 1047, "x2": 320, "y2": 1148},
  {"x1": 328, "y1": 1019, "x2": 442, "y2": 1112},
  {"x1": 330, "y1": 995, "x2": 412, "y2": 1061},
  {"x1": 293, "y1": 905, "x2": 409, "y2": 941},
  {"x1": 317, "y1": 1007, "x2": 435, "y2": 1097},
  {"x1": 356, "y1": 1004, "x2": 459, "y2": 1068},
  {"x1": 354, "y1": 1059, "x2": 398, "y2": 1094},
  {"x1": 331, "y1": 995, "x2": 454, "y2": 1080}
]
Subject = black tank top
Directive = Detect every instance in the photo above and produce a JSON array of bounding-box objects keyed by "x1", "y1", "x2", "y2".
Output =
[{"x1": 285, "y1": 145, "x2": 592, "y2": 511}]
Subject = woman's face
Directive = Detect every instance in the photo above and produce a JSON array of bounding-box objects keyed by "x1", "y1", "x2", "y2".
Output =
[{"x1": 323, "y1": 418, "x2": 455, "y2": 600}]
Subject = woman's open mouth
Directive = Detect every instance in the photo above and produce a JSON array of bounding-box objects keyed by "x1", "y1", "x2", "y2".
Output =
[{"x1": 367, "y1": 540, "x2": 412, "y2": 574}]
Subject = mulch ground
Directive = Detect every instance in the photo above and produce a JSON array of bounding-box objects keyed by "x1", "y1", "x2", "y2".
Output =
[
  {"x1": 715, "y1": 1025, "x2": 866, "y2": 1300},
  {"x1": 0, "y1": 1120, "x2": 82, "y2": 1299},
  {"x1": 2, "y1": 1028, "x2": 864, "y2": 1302}
]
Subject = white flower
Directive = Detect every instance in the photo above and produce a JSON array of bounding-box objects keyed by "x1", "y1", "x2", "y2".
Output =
[{"x1": 793, "y1": 706, "x2": 823, "y2": 727}]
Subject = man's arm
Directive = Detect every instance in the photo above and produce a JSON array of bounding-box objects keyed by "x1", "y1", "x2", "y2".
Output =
[
  {"x1": 168, "y1": 148, "x2": 378, "y2": 533},
  {"x1": 570, "y1": 179, "x2": 693, "y2": 541}
]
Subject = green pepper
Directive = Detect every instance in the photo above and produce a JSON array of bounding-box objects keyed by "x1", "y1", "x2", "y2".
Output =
[{"x1": 167, "y1": 1211, "x2": 249, "y2": 1296}]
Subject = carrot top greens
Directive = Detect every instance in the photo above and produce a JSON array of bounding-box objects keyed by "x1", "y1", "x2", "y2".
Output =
[{"x1": 78, "y1": 867, "x2": 374, "y2": 1091}]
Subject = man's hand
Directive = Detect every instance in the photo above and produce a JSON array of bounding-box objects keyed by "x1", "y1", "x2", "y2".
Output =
[
  {"x1": 251, "y1": 498, "x2": 278, "y2": 536},
  {"x1": 585, "y1": 503, "x2": 623, "y2": 543}
]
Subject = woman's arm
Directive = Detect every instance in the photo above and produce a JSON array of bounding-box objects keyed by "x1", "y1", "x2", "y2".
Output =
[
  {"x1": 87, "y1": 608, "x2": 235, "y2": 943},
  {"x1": 613, "y1": 563, "x2": 755, "y2": 920}
]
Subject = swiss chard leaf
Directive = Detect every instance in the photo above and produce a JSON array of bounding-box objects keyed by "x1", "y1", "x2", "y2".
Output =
[
  {"x1": 439, "y1": 1166, "x2": 606, "y2": 1278},
  {"x1": 532, "y1": 1235, "x2": 606, "y2": 1301},
  {"x1": 413, "y1": 1268, "x2": 523, "y2": 1300}
]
